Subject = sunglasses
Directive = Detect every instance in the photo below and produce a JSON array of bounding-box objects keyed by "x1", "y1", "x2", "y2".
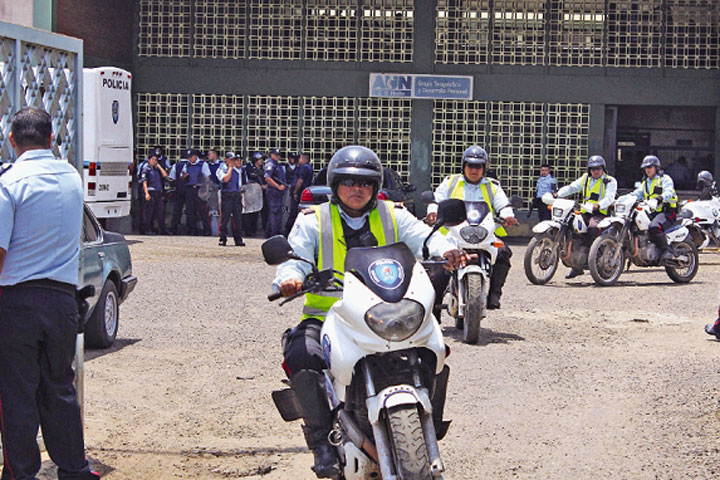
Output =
[
  {"x1": 589, "y1": 167, "x2": 603, "y2": 171},
  {"x1": 338, "y1": 178, "x2": 373, "y2": 188},
  {"x1": 465, "y1": 163, "x2": 485, "y2": 170}
]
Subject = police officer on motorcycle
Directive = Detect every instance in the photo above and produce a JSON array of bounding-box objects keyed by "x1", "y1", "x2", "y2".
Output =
[
  {"x1": 697, "y1": 170, "x2": 718, "y2": 201},
  {"x1": 273, "y1": 146, "x2": 467, "y2": 478},
  {"x1": 555, "y1": 155, "x2": 617, "y2": 278},
  {"x1": 631, "y1": 155, "x2": 679, "y2": 262},
  {"x1": 427, "y1": 145, "x2": 518, "y2": 310}
]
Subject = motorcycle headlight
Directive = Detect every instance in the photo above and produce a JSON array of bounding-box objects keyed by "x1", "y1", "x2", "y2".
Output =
[
  {"x1": 364, "y1": 299, "x2": 425, "y2": 342},
  {"x1": 459, "y1": 225, "x2": 488, "y2": 244},
  {"x1": 615, "y1": 204, "x2": 626, "y2": 214},
  {"x1": 552, "y1": 207, "x2": 564, "y2": 218}
]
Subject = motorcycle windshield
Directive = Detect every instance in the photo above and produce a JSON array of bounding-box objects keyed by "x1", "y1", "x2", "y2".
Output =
[
  {"x1": 465, "y1": 201, "x2": 491, "y2": 226},
  {"x1": 344, "y1": 243, "x2": 416, "y2": 303}
]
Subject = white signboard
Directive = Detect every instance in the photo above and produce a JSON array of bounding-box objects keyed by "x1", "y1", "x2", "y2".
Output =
[{"x1": 369, "y1": 73, "x2": 473, "y2": 100}]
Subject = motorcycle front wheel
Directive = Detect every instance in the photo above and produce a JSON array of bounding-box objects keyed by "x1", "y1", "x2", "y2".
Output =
[
  {"x1": 524, "y1": 234, "x2": 559, "y2": 285},
  {"x1": 387, "y1": 405, "x2": 432, "y2": 480},
  {"x1": 462, "y1": 273, "x2": 485, "y2": 344},
  {"x1": 665, "y1": 240, "x2": 699, "y2": 283},
  {"x1": 588, "y1": 233, "x2": 625, "y2": 286}
]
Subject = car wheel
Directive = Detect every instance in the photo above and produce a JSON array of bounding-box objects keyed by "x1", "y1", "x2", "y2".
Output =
[{"x1": 85, "y1": 281, "x2": 119, "y2": 348}]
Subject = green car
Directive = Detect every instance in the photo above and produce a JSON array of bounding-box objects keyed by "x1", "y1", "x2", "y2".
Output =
[{"x1": 80, "y1": 205, "x2": 137, "y2": 348}]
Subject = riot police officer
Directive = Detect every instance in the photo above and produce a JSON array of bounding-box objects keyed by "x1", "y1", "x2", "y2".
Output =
[
  {"x1": 428, "y1": 145, "x2": 518, "y2": 310},
  {"x1": 180, "y1": 149, "x2": 211, "y2": 236},
  {"x1": 217, "y1": 152, "x2": 247, "y2": 246},
  {"x1": 140, "y1": 151, "x2": 169, "y2": 234},
  {"x1": 169, "y1": 150, "x2": 190, "y2": 234},
  {"x1": 264, "y1": 148, "x2": 287, "y2": 237}
]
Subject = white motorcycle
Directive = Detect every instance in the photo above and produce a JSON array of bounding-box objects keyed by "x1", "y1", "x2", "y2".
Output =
[
  {"x1": 678, "y1": 195, "x2": 720, "y2": 250},
  {"x1": 264, "y1": 199, "x2": 466, "y2": 480},
  {"x1": 587, "y1": 195, "x2": 699, "y2": 286},
  {"x1": 524, "y1": 192, "x2": 596, "y2": 284}
]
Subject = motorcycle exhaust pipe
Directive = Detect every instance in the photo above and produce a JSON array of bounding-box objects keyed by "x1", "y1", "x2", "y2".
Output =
[{"x1": 337, "y1": 409, "x2": 379, "y2": 463}]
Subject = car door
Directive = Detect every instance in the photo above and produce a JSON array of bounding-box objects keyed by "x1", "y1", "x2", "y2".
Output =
[{"x1": 80, "y1": 206, "x2": 104, "y2": 314}]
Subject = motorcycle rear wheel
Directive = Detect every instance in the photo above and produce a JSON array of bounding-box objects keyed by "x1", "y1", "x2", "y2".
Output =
[
  {"x1": 524, "y1": 234, "x2": 558, "y2": 285},
  {"x1": 386, "y1": 405, "x2": 432, "y2": 480},
  {"x1": 665, "y1": 240, "x2": 699, "y2": 283},
  {"x1": 462, "y1": 273, "x2": 485, "y2": 344},
  {"x1": 588, "y1": 234, "x2": 624, "y2": 286}
]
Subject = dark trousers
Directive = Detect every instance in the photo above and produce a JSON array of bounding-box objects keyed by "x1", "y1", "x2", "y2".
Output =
[
  {"x1": 220, "y1": 191, "x2": 244, "y2": 243},
  {"x1": 0, "y1": 285, "x2": 93, "y2": 480},
  {"x1": 266, "y1": 189, "x2": 284, "y2": 237},
  {"x1": 260, "y1": 191, "x2": 269, "y2": 235},
  {"x1": 136, "y1": 189, "x2": 146, "y2": 234},
  {"x1": 143, "y1": 190, "x2": 165, "y2": 233},
  {"x1": 282, "y1": 318, "x2": 327, "y2": 378},
  {"x1": 185, "y1": 186, "x2": 202, "y2": 235},
  {"x1": 284, "y1": 196, "x2": 299, "y2": 236},
  {"x1": 170, "y1": 188, "x2": 186, "y2": 233},
  {"x1": 534, "y1": 197, "x2": 551, "y2": 222}
]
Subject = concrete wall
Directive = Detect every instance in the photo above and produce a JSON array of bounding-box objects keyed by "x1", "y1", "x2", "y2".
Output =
[{"x1": 0, "y1": 1, "x2": 33, "y2": 27}]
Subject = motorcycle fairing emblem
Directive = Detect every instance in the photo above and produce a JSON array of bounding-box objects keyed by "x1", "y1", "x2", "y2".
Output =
[
  {"x1": 368, "y1": 259, "x2": 404, "y2": 290},
  {"x1": 322, "y1": 334, "x2": 332, "y2": 368},
  {"x1": 112, "y1": 100, "x2": 119, "y2": 124}
]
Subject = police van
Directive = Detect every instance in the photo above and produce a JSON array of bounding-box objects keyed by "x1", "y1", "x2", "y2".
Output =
[{"x1": 82, "y1": 67, "x2": 133, "y2": 219}]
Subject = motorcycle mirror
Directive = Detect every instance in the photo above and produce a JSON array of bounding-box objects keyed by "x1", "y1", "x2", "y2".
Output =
[
  {"x1": 404, "y1": 184, "x2": 417, "y2": 193},
  {"x1": 510, "y1": 195, "x2": 524, "y2": 209},
  {"x1": 261, "y1": 235, "x2": 295, "y2": 265},
  {"x1": 420, "y1": 190, "x2": 436, "y2": 204},
  {"x1": 436, "y1": 198, "x2": 466, "y2": 227}
]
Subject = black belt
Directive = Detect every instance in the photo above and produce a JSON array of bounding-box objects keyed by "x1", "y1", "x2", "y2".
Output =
[{"x1": 2, "y1": 279, "x2": 76, "y2": 296}]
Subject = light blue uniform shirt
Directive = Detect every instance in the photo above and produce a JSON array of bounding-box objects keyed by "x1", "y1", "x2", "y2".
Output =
[
  {"x1": 0, "y1": 149, "x2": 83, "y2": 286},
  {"x1": 557, "y1": 174, "x2": 618, "y2": 211},
  {"x1": 273, "y1": 203, "x2": 457, "y2": 291},
  {"x1": 631, "y1": 174, "x2": 676, "y2": 203},
  {"x1": 428, "y1": 176, "x2": 515, "y2": 219},
  {"x1": 535, "y1": 174, "x2": 557, "y2": 198}
]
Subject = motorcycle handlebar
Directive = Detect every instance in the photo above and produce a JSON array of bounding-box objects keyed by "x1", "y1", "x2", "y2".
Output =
[{"x1": 268, "y1": 291, "x2": 283, "y2": 301}]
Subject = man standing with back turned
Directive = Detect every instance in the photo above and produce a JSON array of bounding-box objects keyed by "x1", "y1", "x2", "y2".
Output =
[{"x1": 0, "y1": 107, "x2": 99, "y2": 480}]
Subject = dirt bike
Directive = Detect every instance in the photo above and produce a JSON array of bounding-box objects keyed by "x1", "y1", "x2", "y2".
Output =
[
  {"x1": 264, "y1": 199, "x2": 466, "y2": 480},
  {"x1": 678, "y1": 194, "x2": 720, "y2": 250},
  {"x1": 587, "y1": 195, "x2": 699, "y2": 286},
  {"x1": 523, "y1": 192, "x2": 595, "y2": 285}
]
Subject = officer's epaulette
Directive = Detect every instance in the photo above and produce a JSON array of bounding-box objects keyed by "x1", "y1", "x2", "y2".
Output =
[
  {"x1": 302, "y1": 208, "x2": 315, "y2": 215},
  {"x1": 0, "y1": 163, "x2": 12, "y2": 178},
  {"x1": 394, "y1": 202, "x2": 405, "y2": 209},
  {"x1": 603, "y1": 176, "x2": 611, "y2": 184},
  {"x1": 488, "y1": 177, "x2": 500, "y2": 186}
]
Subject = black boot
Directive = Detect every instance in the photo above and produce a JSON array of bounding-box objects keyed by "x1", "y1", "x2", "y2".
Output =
[
  {"x1": 291, "y1": 370, "x2": 340, "y2": 478},
  {"x1": 652, "y1": 232, "x2": 674, "y2": 262},
  {"x1": 565, "y1": 267, "x2": 584, "y2": 279},
  {"x1": 488, "y1": 262, "x2": 511, "y2": 310}
]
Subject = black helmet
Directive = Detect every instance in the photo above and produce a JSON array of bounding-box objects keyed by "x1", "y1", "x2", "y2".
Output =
[
  {"x1": 327, "y1": 146, "x2": 383, "y2": 212},
  {"x1": 587, "y1": 155, "x2": 606, "y2": 170},
  {"x1": 462, "y1": 145, "x2": 488, "y2": 167},
  {"x1": 225, "y1": 151, "x2": 235, "y2": 159},
  {"x1": 269, "y1": 148, "x2": 281, "y2": 156},
  {"x1": 697, "y1": 170, "x2": 714, "y2": 189},
  {"x1": 641, "y1": 155, "x2": 661, "y2": 170},
  {"x1": 251, "y1": 151, "x2": 265, "y2": 161}
]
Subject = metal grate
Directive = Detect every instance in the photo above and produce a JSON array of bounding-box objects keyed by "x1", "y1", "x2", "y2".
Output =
[
  {"x1": 548, "y1": 0, "x2": 605, "y2": 67},
  {"x1": 545, "y1": 103, "x2": 590, "y2": 192},
  {"x1": 435, "y1": 0, "x2": 491, "y2": 65},
  {"x1": 306, "y1": 0, "x2": 359, "y2": 62},
  {"x1": 492, "y1": 0, "x2": 547, "y2": 65},
  {"x1": 138, "y1": 0, "x2": 192, "y2": 58},
  {"x1": 487, "y1": 101, "x2": 544, "y2": 201},
  {"x1": 135, "y1": 93, "x2": 190, "y2": 162},
  {"x1": 665, "y1": 0, "x2": 720, "y2": 69},
  {"x1": 20, "y1": 42, "x2": 78, "y2": 165},
  {"x1": 0, "y1": 37, "x2": 16, "y2": 162},
  {"x1": 607, "y1": 0, "x2": 663, "y2": 68},
  {"x1": 247, "y1": 0, "x2": 304, "y2": 60},
  {"x1": 358, "y1": 97, "x2": 412, "y2": 182},
  {"x1": 360, "y1": 0, "x2": 414, "y2": 63},
  {"x1": 194, "y1": 0, "x2": 247, "y2": 59},
  {"x1": 302, "y1": 96, "x2": 356, "y2": 169},
  {"x1": 245, "y1": 95, "x2": 301, "y2": 158},
  {"x1": 191, "y1": 95, "x2": 244, "y2": 158},
  {"x1": 431, "y1": 100, "x2": 488, "y2": 187}
]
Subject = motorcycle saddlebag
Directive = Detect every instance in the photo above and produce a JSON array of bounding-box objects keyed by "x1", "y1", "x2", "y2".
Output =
[{"x1": 272, "y1": 388, "x2": 304, "y2": 422}]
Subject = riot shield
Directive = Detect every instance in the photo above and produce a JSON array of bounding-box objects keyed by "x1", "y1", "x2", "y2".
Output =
[{"x1": 242, "y1": 183, "x2": 264, "y2": 213}]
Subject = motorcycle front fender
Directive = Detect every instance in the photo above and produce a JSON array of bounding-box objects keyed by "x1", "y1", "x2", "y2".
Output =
[
  {"x1": 366, "y1": 384, "x2": 433, "y2": 425},
  {"x1": 533, "y1": 220, "x2": 560, "y2": 234},
  {"x1": 597, "y1": 217, "x2": 624, "y2": 230},
  {"x1": 456, "y1": 264, "x2": 488, "y2": 283}
]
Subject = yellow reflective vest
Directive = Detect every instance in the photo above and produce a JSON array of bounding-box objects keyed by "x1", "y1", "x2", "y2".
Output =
[
  {"x1": 445, "y1": 174, "x2": 506, "y2": 237},
  {"x1": 580, "y1": 173, "x2": 610, "y2": 215},
  {"x1": 643, "y1": 175, "x2": 678, "y2": 212},
  {"x1": 302, "y1": 201, "x2": 398, "y2": 320}
]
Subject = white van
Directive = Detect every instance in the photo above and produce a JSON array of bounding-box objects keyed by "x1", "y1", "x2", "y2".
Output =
[{"x1": 82, "y1": 67, "x2": 133, "y2": 219}]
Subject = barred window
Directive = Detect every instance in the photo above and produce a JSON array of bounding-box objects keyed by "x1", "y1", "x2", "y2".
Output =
[
  {"x1": 306, "y1": 0, "x2": 359, "y2": 62},
  {"x1": 138, "y1": 0, "x2": 192, "y2": 58},
  {"x1": 665, "y1": 0, "x2": 720, "y2": 69},
  {"x1": 431, "y1": 100, "x2": 488, "y2": 187},
  {"x1": 191, "y1": 95, "x2": 244, "y2": 156},
  {"x1": 435, "y1": 0, "x2": 491, "y2": 65},
  {"x1": 245, "y1": 95, "x2": 301, "y2": 157},
  {"x1": 358, "y1": 98, "x2": 413, "y2": 182},
  {"x1": 248, "y1": 0, "x2": 304, "y2": 60},
  {"x1": 194, "y1": 0, "x2": 246, "y2": 59},
  {"x1": 607, "y1": 0, "x2": 663, "y2": 68},
  {"x1": 492, "y1": 0, "x2": 547, "y2": 65},
  {"x1": 548, "y1": 0, "x2": 605, "y2": 67},
  {"x1": 361, "y1": 0, "x2": 414, "y2": 63},
  {"x1": 302, "y1": 96, "x2": 357, "y2": 168},
  {"x1": 545, "y1": 103, "x2": 590, "y2": 190},
  {"x1": 135, "y1": 93, "x2": 190, "y2": 162}
]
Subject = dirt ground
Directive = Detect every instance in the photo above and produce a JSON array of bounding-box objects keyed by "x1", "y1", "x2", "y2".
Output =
[{"x1": 54, "y1": 236, "x2": 720, "y2": 479}]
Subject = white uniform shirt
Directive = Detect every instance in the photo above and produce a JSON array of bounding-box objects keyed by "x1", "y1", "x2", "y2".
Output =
[{"x1": 631, "y1": 174, "x2": 676, "y2": 203}]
